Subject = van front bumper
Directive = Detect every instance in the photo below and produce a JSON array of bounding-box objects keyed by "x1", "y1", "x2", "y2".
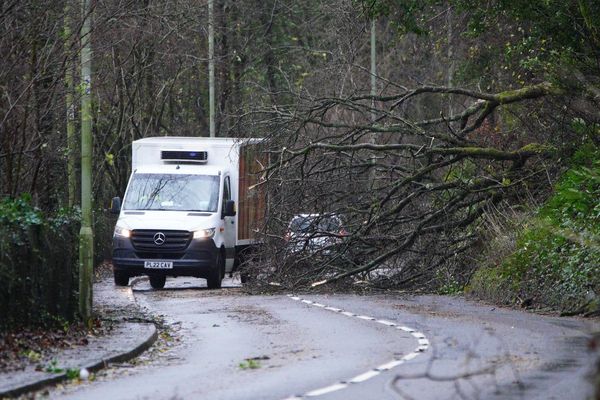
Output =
[{"x1": 112, "y1": 237, "x2": 219, "y2": 278}]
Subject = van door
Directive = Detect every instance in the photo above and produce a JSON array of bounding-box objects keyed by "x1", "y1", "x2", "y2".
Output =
[{"x1": 222, "y1": 175, "x2": 235, "y2": 271}]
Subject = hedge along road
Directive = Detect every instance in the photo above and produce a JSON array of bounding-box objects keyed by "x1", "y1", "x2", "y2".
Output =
[{"x1": 51, "y1": 276, "x2": 599, "y2": 400}]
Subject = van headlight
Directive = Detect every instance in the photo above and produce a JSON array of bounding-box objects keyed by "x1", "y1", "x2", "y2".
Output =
[
  {"x1": 194, "y1": 228, "x2": 215, "y2": 239},
  {"x1": 114, "y1": 225, "x2": 131, "y2": 238}
]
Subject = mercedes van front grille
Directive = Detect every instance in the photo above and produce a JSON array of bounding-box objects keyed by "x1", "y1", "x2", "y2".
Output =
[{"x1": 131, "y1": 230, "x2": 192, "y2": 253}]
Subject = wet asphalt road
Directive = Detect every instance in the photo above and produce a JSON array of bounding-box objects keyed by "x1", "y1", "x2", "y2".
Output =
[{"x1": 51, "y1": 276, "x2": 599, "y2": 400}]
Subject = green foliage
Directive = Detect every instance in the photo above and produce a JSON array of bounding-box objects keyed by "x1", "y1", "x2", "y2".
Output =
[
  {"x1": 42, "y1": 362, "x2": 80, "y2": 379},
  {"x1": 0, "y1": 194, "x2": 43, "y2": 227},
  {"x1": 469, "y1": 265, "x2": 509, "y2": 302},
  {"x1": 456, "y1": 0, "x2": 600, "y2": 76},
  {"x1": 44, "y1": 359, "x2": 64, "y2": 374},
  {"x1": 471, "y1": 144, "x2": 600, "y2": 312},
  {"x1": 66, "y1": 368, "x2": 80, "y2": 380},
  {"x1": 0, "y1": 196, "x2": 81, "y2": 331},
  {"x1": 437, "y1": 277, "x2": 463, "y2": 295},
  {"x1": 239, "y1": 359, "x2": 262, "y2": 369},
  {"x1": 360, "y1": 0, "x2": 599, "y2": 90},
  {"x1": 541, "y1": 144, "x2": 600, "y2": 232},
  {"x1": 501, "y1": 220, "x2": 598, "y2": 306},
  {"x1": 21, "y1": 349, "x2": 42, "y2": 362}
]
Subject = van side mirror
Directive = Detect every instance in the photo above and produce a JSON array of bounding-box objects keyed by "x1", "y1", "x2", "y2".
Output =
[
  {"x1": 110, "y1": 197, "x2": 122, "y2": 214},
  {"x1": 223, "y1": 200, "x2": 236, "y2": 217}
]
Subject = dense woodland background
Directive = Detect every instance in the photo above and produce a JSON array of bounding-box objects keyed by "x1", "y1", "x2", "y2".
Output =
[{"x1": 0, "y1": 0, "x2": 598, "y2": 329}]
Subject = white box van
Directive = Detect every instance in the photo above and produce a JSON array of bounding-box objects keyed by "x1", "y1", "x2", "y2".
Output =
[{"x1": 110, "y1": 137, "x2": 266, "y2": 289}]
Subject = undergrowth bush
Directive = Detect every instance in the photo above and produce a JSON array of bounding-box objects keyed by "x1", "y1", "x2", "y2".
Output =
[
  {"x1": 470, "y1": 143, "x2": 600, "y2": 313},
  {"x1": 0, "y1": 195, "x2": 80, "y2": 331}
]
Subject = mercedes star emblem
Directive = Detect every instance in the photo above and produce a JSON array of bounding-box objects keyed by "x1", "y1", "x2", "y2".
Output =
[{"x1": 153, "y1": 232, "x2": 166, "y2": 246}]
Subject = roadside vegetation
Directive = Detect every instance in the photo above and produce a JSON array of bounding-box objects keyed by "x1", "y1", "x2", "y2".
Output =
[
  {"x1": 0, "y1": 196, "x2": 88, "y2": 373},
  {"x1": 471, "y1": 142, "x2": 599, "y2": 315},
  {"x1": 0, "y1": 196, "x2": 80, "y2": 331}
]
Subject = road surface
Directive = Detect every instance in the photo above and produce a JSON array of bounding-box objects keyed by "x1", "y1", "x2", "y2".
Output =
[{"x1": 49, "y1": 276, "x2": 599, "y2": 400}]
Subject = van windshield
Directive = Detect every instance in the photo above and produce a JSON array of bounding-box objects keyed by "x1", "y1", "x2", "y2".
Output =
[{"x1": 123, "y1": 173, "x2": 220, "y2": 212}]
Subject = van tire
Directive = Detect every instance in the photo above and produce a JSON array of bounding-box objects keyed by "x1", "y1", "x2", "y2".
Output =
[
  {"x1": 149, "y1": 275, "x2": 166, "y2": 289},
  {"x1": 207, "y1": 251, "x2": 224, "y2": 289},
  {"x1": 114, "y1": 271, "x2": 129, "y2": 286}
]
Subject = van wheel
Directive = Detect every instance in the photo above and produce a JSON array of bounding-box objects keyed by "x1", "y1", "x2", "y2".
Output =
[
  {"x1": 207, "y1": 251, "x2": 224, "y2": 289},
  {"x1": 114, "y1": 271, "x2": 129, "y2": 286},
  {"x1": 220, "y1": 251, "x2": 226, "y2": 280},
  {"x1": 149, "y1": 275, "x2": 166, "y2": 289}
]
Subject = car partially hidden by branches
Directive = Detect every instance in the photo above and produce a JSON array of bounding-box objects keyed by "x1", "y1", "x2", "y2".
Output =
[{"x1": 284, "y1": 214, "x2": 348, "y2": 256}]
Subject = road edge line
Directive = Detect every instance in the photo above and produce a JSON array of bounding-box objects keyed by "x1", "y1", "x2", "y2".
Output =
[{"x1": 283, "y1": 294, "x2": 429, "y2": 399}]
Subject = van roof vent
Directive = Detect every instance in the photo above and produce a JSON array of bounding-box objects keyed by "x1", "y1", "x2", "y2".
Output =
[{"x1": 161, "y1": 150, "x2": 208, "y2": 163}]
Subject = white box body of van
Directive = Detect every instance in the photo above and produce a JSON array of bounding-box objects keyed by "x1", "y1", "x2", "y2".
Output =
[{"x1": 112, "y1": 137, "x2": 266, "y2": 288}]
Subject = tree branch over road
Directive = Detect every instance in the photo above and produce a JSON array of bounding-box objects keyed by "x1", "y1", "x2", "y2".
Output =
[{"x1": 252, "y1": 81, "x2": 560, "y2": 289}]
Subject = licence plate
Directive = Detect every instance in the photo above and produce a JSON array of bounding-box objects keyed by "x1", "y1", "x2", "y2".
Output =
[{"x1": 144, "y1": 261, "x2": 173, "y2": 269}]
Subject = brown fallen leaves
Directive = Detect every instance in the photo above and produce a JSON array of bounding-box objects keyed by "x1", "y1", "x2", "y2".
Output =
[{"x1": 0, "y1": 320, "x2": 104, "y2": 373}]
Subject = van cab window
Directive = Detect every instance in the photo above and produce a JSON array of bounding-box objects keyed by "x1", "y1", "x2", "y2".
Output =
[
  {"x1": 223, "y1": 176, "x2": 231, "y2": 202},
  {"x1": 123, "y1": 173, "x2": 220, "y2": 212}
]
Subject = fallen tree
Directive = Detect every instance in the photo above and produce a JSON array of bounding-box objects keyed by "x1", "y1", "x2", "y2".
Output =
[{"x1": 244, "y1": 82, "x2": 565, "y2": 290}]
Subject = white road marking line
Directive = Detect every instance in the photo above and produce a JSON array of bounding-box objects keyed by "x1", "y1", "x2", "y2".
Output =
[
  {"x1": 285, "y1": 295, "x2": 429, "y2": 399},
  {"x1": 349, "y1": 369, "x2": 381, "y2": 383},
  {"x1": 402, "y1": 352, "x2": 419, "y2": 361},
  {"x1": 356, "y1": 315, "x2": 375, "y2": 320},
  {"x1": 375, "y1": 359, "x2": 405, "y2": 371},
  {"x1": 305, "y1": 383, "x2": 348, "y2": 397}
]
